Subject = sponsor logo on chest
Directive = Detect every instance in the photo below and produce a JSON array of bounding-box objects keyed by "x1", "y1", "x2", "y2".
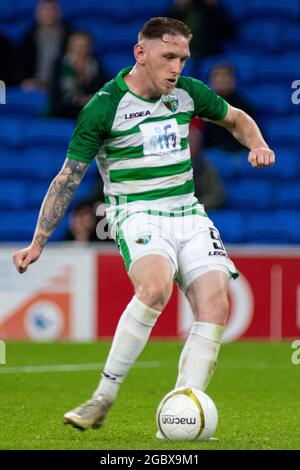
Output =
[{"x1": 125, "y1": 110, "x2": 151, "y2": 120}]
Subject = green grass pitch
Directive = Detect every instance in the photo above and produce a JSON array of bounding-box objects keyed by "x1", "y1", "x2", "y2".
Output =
[{"x1": 0, "y1": 340, "x2": 299, "y2": 450}]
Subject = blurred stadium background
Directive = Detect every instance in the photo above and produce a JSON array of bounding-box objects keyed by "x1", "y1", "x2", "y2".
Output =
[
  {"x1": 0, "y1": 0, "x2": 300, "y2": 343},
  {"x1": 1, "y1": 0, "x2": 300, "y2": 451}
]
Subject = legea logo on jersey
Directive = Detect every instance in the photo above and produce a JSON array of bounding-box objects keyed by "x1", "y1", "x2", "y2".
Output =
[
  {"x1": 140, "y1": 118, "x2": 181, "y2": 156},
  {"x1": 125, "y1": 110, "x2": 151, "y2": 119}
]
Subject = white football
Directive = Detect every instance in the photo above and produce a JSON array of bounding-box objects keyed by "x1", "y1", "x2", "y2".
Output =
[{"x1": 156, "y1": 387, "x2": 218, "y2": 441}]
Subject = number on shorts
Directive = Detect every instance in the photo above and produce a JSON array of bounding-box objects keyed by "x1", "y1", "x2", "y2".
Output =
[{"x1": 209, "y1": 227, "x2": 227, "y2": 256}]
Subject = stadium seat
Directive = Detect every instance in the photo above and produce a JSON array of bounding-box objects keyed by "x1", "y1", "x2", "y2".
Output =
[
  {"x1": 73, "y1": 18, "x2": 140, "y2": 55},
  {"x1": 48, "y1": 216, "x2": 69, "y2": 241},
  {"x1": 0, "y1": 118, "x2": 24, "y2": 149},
  {"x1": 0, "y1": 210, "x2": 39, "y2": 242},
  {"x1": 14, "y1": 0, "x2": 37, "y2": 19},
  {"x1": 282, "y1": 25, "x2": 300, "y2": 51},
  {"x1": 59, "y1": 0, "x2": 110, "y2": 17},
  {"x1": 264, "y1": 117, "x2": 300, "y2": 146},
  {"x1": 199, "y1": 54, "x2": 256, "y2": 85},
  {"x1": 27, "y1": 181, "x2": 49, "y2": 209},
  {"x1": 0, "y1": 149, "x2": 64, "y2": 180},
  {"x1": 102, "y1": 53, "x2": 135, "y2": 79},
  {"x1": 226, "y1": 180, "x2": 274, "y2": 210},
  {"x1": 247, "y1": 211, "x2": 300, "y2": 243},
  {"x1": 23, "y1": 119, "x2": 75, "y2": 149},
  {"x1": 60, "y1": 0, "x2": 130, "y2": 21},
  {"x1": 0, "y1": 0, "x2": 14, "y2": 22},
  {"x1": 127, "y1": 0, "x2": 173, "y2": 19},
  {"x1": 208, "y1": 150, "x2": 252, "y2": 180},
  {"x1": 0, "y1": 18, "x2": 32, "y2": 44},
  {"x1": 205, "y1": 148, "x2": 243, "y2": 180},
  {"x1": 236, "y1": 147, "x2": 299, "y2": 180},
  {"x1": 0, "y1": 209, "x2": 69, "y2": 242},
  {"x1": 0, "y1": 180, "x2": 27, "y2": 209},
  {"x1": 0, "y1": 149, "x2": 11, "y2": 172},
  {"x1": 219, "y1": 0, "x2": 248, "y2": 19},
  {"x1": 256, "y1": 54, "x2": 300, "y2": 83},
  {"x1": 5, "y1": 87, "x2": 48, "y2": 119},
  {"x1": 208, "y1": 210, "x2": 246, "y2": 243},
  {"x1": 106, "y1": 21, "x2": 143, "y2": 51},
  {"x1": 245, "y1": 0, "x2": 300, "y2": 19},
  {"x1": 238, "y1": 21, "x2": 282, "y2": 53},
  {"x1": 276, "y1": 182, "x2": 300, "y2": 209},
  {"x1": 71, "y1": 18, "x2": 113, "y2": 55},
  {"x1": 239, "y1": 84, "x2": 294, "y2": 116}
]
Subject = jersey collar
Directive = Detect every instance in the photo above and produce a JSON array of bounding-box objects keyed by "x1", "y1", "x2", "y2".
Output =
[
  {"x1": 116, "y1": 67, "x2": 161, "y2": 103},
  {"x1": 116, "y1": 67, "x2": 134, "y2": 92}
]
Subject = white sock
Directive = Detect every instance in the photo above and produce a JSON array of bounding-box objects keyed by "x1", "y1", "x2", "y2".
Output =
[
  {"x1": 175, "y1": 321, "x2": 224, "y2": 391},
  {"x1": 93, "y1": 295, "x2": 161, "y2": 402}
]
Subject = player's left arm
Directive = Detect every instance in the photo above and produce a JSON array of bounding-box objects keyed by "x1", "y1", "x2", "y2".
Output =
[{"x1": 213, "y1": 104, "x2": 275, "y2": 168}]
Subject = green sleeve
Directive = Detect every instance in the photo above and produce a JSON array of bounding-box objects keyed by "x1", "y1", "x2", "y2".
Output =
[
  {"x1": 178, "y1": 76, "x2": 228, "y2": 121},
  {"x1": 67, "y1": 93, "x2": 109, "y2": 163}
]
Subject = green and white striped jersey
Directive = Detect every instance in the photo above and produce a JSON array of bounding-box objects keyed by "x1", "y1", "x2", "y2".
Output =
[{"x1": 67, "y1": 66, "x2": 228, "y2": 226}]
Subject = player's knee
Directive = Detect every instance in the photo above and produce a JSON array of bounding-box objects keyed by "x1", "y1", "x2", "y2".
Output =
[
  {"x1": 196, "y1": 292, "x2": 229, "y2": 325},
  {"x1": 136, "y1": 281, "x2": 172, "y2": 311}
]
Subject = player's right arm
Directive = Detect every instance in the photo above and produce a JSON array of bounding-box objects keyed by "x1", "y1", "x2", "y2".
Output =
[{"x1": 13, "y1": 158, "x2": 88, "y2": 273}]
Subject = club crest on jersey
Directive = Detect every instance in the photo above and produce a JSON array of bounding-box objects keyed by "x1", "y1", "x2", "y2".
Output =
[
  {"x1": 134, "y1": 231, "x2": 152, "y2": 245},
  {"x1": 163, "y1": 93, "x2": 179, "y2": 113}
]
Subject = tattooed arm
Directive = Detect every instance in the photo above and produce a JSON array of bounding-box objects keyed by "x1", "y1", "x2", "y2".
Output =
[
  {"x1": 33, "y1": 159, "x2": 88, "y2": 248},
  {"x1": 13, "y1": 159, "x2": 88, "y2": 273}
]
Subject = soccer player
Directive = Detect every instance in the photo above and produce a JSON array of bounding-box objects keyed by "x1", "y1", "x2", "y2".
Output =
[{"x1": 13, "y1": 17, "x2": 275, "y2": 435}]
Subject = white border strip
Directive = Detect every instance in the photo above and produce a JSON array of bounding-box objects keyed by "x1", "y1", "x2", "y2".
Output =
[{"x1": 0, "y1": 361, "x2": 161, "y2": 375}]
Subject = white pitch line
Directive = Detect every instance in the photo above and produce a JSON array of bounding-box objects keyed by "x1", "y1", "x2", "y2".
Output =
[{"x1": 0, "y1": 361, "x2": 161, "y2": 375}]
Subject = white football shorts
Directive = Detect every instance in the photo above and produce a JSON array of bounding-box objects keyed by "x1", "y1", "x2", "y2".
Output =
[{"x1": 115, "y1": 210, "x2": 239, "y2": 292}]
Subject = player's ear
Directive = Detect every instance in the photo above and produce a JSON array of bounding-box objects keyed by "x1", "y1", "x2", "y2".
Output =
[{"x1": 134, "y1": 42, "x2": 146, "y2": 65}]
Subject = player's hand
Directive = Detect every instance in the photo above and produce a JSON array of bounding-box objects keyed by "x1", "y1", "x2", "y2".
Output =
[
  {"x1": 12, "y1": 243, "x2": 43, "y2": 274},
  {"x1": 248, "y1": 147, "x2": 275, "y2": 168}
]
